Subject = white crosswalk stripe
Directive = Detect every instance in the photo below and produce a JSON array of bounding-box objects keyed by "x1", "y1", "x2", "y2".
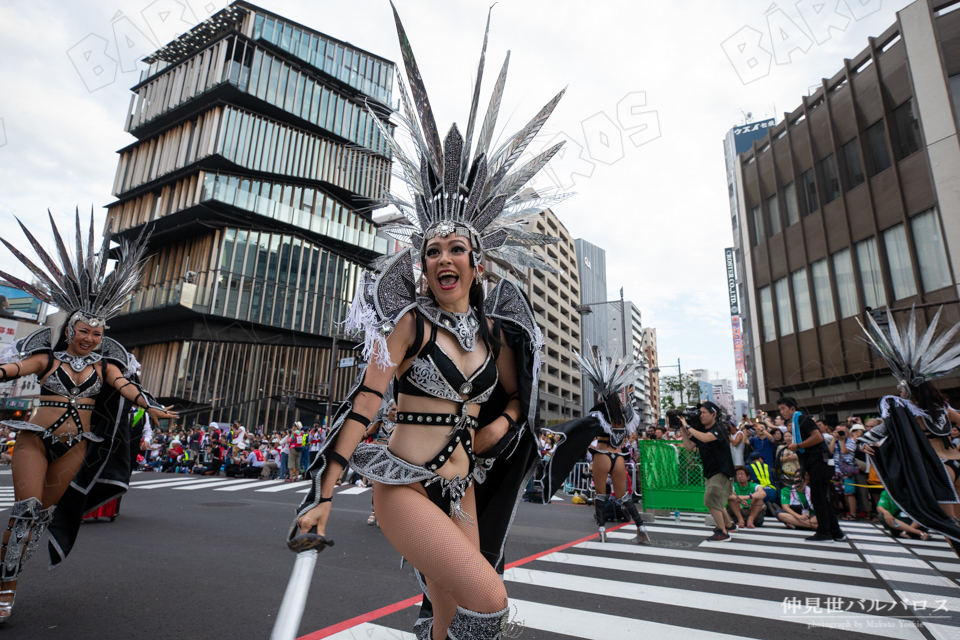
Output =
[
  {"x1": 114, "y1": 474, "x2": 371, "y2": 498},
  {"x1": 317, "y1": 515, "x2": 960, "y2": 640}
]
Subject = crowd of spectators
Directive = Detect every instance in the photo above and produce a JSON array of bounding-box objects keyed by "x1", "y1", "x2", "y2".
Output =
[
  {"x1": 538, "y1": 407, "x2": 904, "y2": 529},
  {"x1": 142, "y1": 421, "x2": 325, "y2": 482}
]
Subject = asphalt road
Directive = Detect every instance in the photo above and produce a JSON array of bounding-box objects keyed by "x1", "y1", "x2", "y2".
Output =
[
  {"x1": 0, "y1": 472, "x2": 601, "y2": 640},
  {"x1": 4, "y1": 471, "x2": 960, "y2": 640}
]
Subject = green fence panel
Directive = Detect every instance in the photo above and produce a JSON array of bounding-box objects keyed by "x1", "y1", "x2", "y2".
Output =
[{"x1": 636, "y1": 440, "x2": 708, "y2": 513}]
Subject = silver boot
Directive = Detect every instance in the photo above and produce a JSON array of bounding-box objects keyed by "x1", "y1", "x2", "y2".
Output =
[
  {"x1": 447, "y1": 605, "x2": 516, "y2": 640},
  {"x1": 0, "y1": 498, "x2": 54, "y2": 623}
]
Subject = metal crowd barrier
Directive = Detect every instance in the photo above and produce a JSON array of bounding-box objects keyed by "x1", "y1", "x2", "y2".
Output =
[{"x1": 561, "y1": 459, "x2": 642, "y2": 501}]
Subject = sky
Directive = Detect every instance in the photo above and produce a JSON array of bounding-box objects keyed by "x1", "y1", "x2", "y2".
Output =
[{"x1": 0, "y1": 0, "x2": 919, "y2": 402}]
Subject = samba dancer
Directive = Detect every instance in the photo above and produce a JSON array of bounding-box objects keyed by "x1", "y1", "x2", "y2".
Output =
[
  {"x1": 291, "y1": 4, "x2": 570, "y2": 638},
  {"x1": 0, "y1": 212, "x2": 177, "y2": 622},
  {"x1": 538, "y1": 345, "x2": 648, "y2": 543},
  {"x1": 857, "y1": 308, "x2": 960, "y2": 554}
]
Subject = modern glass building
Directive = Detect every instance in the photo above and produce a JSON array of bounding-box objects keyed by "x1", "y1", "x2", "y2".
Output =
[
  {"x1": 733, "y1": 0, "x2": 960, "y2": 419},
  {"x1": 106, "y1": 2, "x2": 395, "y2": 429}
]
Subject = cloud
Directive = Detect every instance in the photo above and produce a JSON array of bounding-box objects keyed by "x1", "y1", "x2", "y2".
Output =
[{"x1": 0, "y1": 0, "x2": 915, "y2": 402}]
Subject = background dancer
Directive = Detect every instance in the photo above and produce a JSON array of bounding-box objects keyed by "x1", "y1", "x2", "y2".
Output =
[
  {"x1": 857, "y1": 308, "x2": 960, "y2": 555},
  {"x1": 0, "y1": 211, "x2": 177, "y2": 622}
]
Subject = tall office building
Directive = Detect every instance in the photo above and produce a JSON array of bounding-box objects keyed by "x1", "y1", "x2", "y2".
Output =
[
  {"x1": 724, "y1": 118, "x2": 776, "y2": 412},
  {"x1": 641, "y1": 327, "x2": 660, "y2": 427},
  {"x1": 106, "y1": 2, "x2": 395, "y2": 428},
  {"x1": 485, "y1": 206, "x2": 583, "y2": 427},
  {"x1": 574, "y1": 238, "x2": 609, "y2": 413},
  {"x1": 608, "y1": 300, "x2": 648, "y2": 423},
  {"x1": 732, "y1": 0, "x2": 960, "y2": 418}
]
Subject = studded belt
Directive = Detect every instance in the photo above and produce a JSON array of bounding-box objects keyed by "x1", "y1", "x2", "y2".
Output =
[
  {"x1": 395, "y1": 411, "x2": 479, "y2": 430},
  {"x1": 38, "y1": 401, "x2": 94, "y2": 410}
]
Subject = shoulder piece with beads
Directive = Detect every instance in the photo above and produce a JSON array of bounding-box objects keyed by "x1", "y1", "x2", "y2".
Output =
[
  {"x1": 343, "y1": 248, "x2": 418, "y2": 369},
  {"x1": 99, "y1": 337, "x2": 131, "y2": 371},
  {"x1": 0, "y1": 327, "x2": 52, "y2": 365}
]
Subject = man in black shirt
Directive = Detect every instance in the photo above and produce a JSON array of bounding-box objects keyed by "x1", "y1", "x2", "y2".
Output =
[
  {"x1": 679, "y1": 402, "x2": 737, "y2": 541},
  {"x1": 781, "y1": 396, "x2": 844, "y2": 542}
]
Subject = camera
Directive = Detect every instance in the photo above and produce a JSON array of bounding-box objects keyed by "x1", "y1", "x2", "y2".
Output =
[{"x1": 666, "y1": 407, "x2": 702, "y2": 430}]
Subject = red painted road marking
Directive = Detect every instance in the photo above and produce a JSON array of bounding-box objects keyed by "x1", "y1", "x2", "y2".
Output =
[{"x1": 298, "y1": 522, "x2": 630, "y2": 639}]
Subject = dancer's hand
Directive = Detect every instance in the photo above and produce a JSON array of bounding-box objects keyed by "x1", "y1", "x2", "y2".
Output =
[
  {"x1": 297, "y1": 501, "x2": 331, "y2": 536},
  {"x1": 149, "y1": 406, "x2": 179, "y2": 422},
  {"x1": 474, "y1": 417, "x2": 509, "y2": 455},
  {"x1": 861, "y1": 443, "x2": 876, "y2": 455}
]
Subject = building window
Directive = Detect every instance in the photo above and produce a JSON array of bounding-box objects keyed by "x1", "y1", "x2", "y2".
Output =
[
  {"x1": 911, "y1": 209, "x2": 953, "y2": 292},
  {"x1": 832, "y1": 248, "x2": 859, "y2": 318},
  {"x1": 783, "y1": 181, "x2": 799, "y2": 227},
  {"x1": 767, "y1": 194, "x2": 781, "y2": 236},
  {"x1": 950, "y1": 74, "x2": 960, "y2": 130},
  {"x1": 863, "y1": 120, "x2": 891, "y2": 176},
  {"x1": 751, "y1": 205, "x2": 765, "y2": 246},
  {"x1": 856, "y1": 237, "x2": 886, "y2": 309},
  {"x1": 882, "y1": 223, "x2": 917, "y2": 301},
  {"x1": 759, "y1": 286, "x2": 776, "y2": 342},
  {"x1": 774, "y1": 277, "x2": 793, "y2": 336},
  {"x1": 891, "y1": 100, "x2": 922, "y2": 161},
  {"x1": 792, "y1": 268, "x2": 814, "y2": 332},
  {"x1": 800, "y1": 169, "x2": 818, "y2": 216},
  {"x1": 810, "y1": 258, "x2": 835, "y2": 324},
  {"x1": 841, "y1": 138, "x2": 865, "y2": 190},
  {"x1": 818, "y1": 154, "x2": 840, "y2": 203}
]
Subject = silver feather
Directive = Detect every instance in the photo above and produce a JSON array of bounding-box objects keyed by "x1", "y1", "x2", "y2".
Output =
[
  {"x1": 859, "y1": 306, "x2": 960, "y2": 385},
  {"x1": 378, "y1": 4, "x2": 569, "y2": 272},
  {"x1": 0, "y1": 209, "x2": 150, "y2": 322},
  {"x1": 574, "y1": 342, "x2": 639, "y2": 400}
]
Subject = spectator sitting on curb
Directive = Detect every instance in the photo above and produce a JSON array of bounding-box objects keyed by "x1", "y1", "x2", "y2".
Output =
[
  {"x1": 776, "y1": 473, "x2": 818, "y2": 530},
  {"x1": 261, "y1": 444, "x2": 279, "y2": 479},
  {"x1": 747, "y1": 451, "x2": 778, "y2": 505},
  {"x1": 877, "y1": 489, "x2": 931, "y2": 540},
  {"x1": 728, "y1": 466, "x2": 767, "y2": 528}
]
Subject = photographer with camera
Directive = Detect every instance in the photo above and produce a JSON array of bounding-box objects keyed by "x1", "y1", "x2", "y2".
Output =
[
  {"x1": 780, "y1": 396, "x2": 844, "y2": 542},
  {"x1": 675, "y1": 402, "x2": 737, "y2": 541}
]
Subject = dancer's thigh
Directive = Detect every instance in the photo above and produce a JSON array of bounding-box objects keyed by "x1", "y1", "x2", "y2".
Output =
[
  {"x1": 11, "y1": 433, "x2": 47, "y2": 501},
  {"x1": 374, "y1": 481, "x2": 506, "y2": 614},
  {"x1": 591, "y1": 454, "x2": 612, "y2": 491},
  {"x1": 610, "y1": 456, "x2": 627, "y2": 497},
  {"x1": 42, "y1": 441, "x2": 87, "y2": 508}
]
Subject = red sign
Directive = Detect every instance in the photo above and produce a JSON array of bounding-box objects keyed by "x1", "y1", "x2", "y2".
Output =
[{"x1": 732, "y1": 316, "x2": 747, "y2": 390}]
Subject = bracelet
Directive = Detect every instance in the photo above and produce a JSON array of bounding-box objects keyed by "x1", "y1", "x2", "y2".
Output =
[{"x1": 500, "y1": 413, "x2": 519, "y2": 430}]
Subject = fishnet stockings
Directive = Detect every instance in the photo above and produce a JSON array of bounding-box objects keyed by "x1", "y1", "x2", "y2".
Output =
[{"x1": 373, "y1": 481, "x2": 507, "y2": 640}]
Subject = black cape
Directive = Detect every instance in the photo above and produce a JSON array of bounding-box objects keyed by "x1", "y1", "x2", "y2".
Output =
[
  {"x1": 538, "y1": 415, "x2": 605, "y2": 503},
  {"x1": 868, "y1": 396, "x2": 960, "y2": 544}
]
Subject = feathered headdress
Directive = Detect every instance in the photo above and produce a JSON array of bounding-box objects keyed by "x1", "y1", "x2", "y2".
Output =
[
  {"x1": 576, "y1": 342, "x2": 642, "y2": 433},
  {"x1": 371, "y1": 2, "x2": 574, "y2": 273},
  {"x1": 575, "y1": 342, "x2": 640, "y2": 401},
  {"x1": 0, "y1": 209, "x2": 150, "y2": 331},
  {"x1": 859, "y1": 307, "x2": 960, "y2": 394}
]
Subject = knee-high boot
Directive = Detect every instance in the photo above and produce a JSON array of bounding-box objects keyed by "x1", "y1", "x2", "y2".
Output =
[
  {"x1": 619, "y1": 493, "x2": 649, "y2": 544},
  {"x1": 594, "y1": 494, "x2": 607, "y2": 542},
  {"x1": 0, "y1": 498, "x2": 56, "y2": 622}
]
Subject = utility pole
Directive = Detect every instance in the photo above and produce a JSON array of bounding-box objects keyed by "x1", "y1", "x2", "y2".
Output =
[
  {"x1": 678, "y1": 357, "x2": 683, "y2": 406},
  {"x1": 619, "y1": 287, "x2": 627, "y2": 362}
]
